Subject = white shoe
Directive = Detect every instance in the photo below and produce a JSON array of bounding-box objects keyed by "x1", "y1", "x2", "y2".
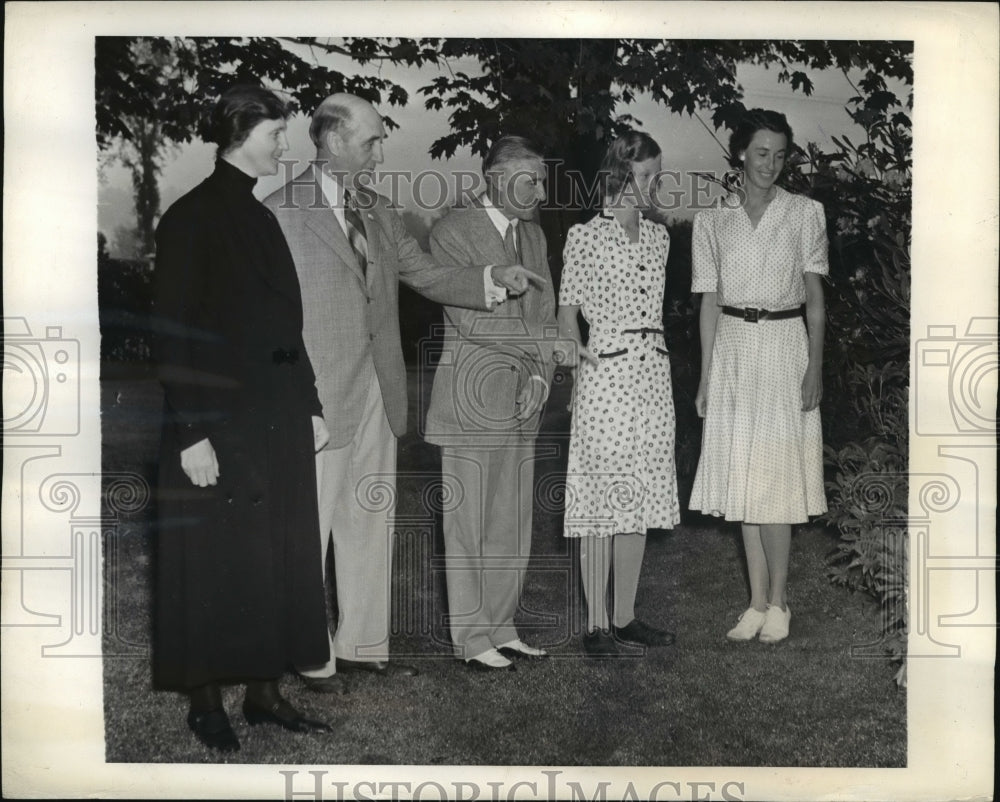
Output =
[
  {"x1": 496, "y1": 639, "x2": 548, "y2": 659},
  {"x1": 758, "y1": 604, "x2": 791, "y2": 643},
  {"x1": 465, "y1": 647, "x2": 513, "y2": 669},
  {"x1": 726, "y1": 607, "x2": 767, "y2": 641}
]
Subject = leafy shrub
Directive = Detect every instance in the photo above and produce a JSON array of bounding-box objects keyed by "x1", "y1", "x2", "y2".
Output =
[
  {"x1": 663, "y1": 219, "x2": 702, "y2": 505},
  {"x1": 785, "y1": 77, "x2": 912, "y2": 687},
  {"x1": 98, "y1": 248, "x2": 154, "y2": 364}
]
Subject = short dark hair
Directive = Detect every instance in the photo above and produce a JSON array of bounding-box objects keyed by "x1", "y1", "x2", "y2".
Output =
[
  {"x1": 728, "y1": 109, "x2": 794, "y2": 169},
  {"x1": 599, "y1": 131, "x2": 662, "y2": 200},
  {"x1": 482, "y1": 135, "x2": 544, "y2": 178},
  {"x1": 209, "y1": 84, "x2": 288, "y2": 154},
  {"x1": 309, "y1": 101, "x2": 354, "y2": 149}
]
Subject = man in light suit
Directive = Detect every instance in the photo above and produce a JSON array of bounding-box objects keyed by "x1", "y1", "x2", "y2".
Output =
[
  {"x1": 263, "y1": 94, "x2": 543, "y2": 691},
  {"x1": 424, "y1": 137, "x2": 558, "y2": 671}
]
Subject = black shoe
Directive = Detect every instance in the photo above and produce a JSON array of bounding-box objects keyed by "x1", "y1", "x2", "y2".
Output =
[
  {"x1": 335, "y1": 658, "x2": 418, "y2": 677},
  {"x1": 464, "y1": 657, "x2": 517, "y2": 672},
  {"x1": 613, "y1": 618, "x2": 676, "y2": 647},
  {"x1": 299, "y1": 674, "x2": 348, "y2": 695},
  {"x1": 242, "y1": 697, "x2": 332, "y2": 733},
  {"x1": 583, "y1": 629, "x2": 623, "y2": 657},
  {"x1": 187, "y1": 708, "x2": 240, "y2": 752}
]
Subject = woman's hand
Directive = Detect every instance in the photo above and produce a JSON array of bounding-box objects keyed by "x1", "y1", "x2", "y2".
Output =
[
  {"x1": 312, "y1": 416, "x2": 330, "y2": 452},
  {"x1": 695, "y1": 378, "x2": 709, "y2": 418},
  {"x1": 180, "y1": 438, "x2": 219, "y2": 487},
  {"x1": 555, "y1": 339, "x2": 598, "y2": 370},
  {"x1": 801, "y1": 366, "x2": 823, "y2": 411}
]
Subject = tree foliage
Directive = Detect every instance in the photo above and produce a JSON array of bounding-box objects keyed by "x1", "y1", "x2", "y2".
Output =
[
  {"x1": 779, "y1": 64, "x2": 912, "y2": 688},
  {"x1": 374, "y1": 39, "x2": 911, "y2": 166},
  {"x1": 96, "y1": 37, "x2": 416, "y2": 149},
  {"x1": 298, "y1": 37, "x2": 913, "y2": 260},
  {"x1": 96, "y1": 36, "x2": 419, "y2": 253},
  {"x1": 98, "y1": 36, "x2": 913, "y2": 253}
]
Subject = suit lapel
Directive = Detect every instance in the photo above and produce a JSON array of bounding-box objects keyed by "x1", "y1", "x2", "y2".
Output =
[
  {"x1": 465, "y1": 203, "x2": 538, "y2": 318},
  {"x1": 468, "y1": 198, "x2": 508, "y2": 257},
  {"x1": 357, "y1": 187, "x2": 389, "y2": 292},
  {"x1": 298, "y1": 166, "x2": 366, "y2": 287}
]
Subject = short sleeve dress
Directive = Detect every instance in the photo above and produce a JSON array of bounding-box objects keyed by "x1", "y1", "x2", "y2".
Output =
[
  {"x1": 689, "y1": 187, "x2": 828, "y2": 524},
  {"x1": 559, "y1": 211, "x2": 681, "y2": 537}
]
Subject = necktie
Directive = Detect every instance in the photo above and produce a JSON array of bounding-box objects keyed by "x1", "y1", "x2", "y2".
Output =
[
  {"x1": 502, "y1": 221, "x2": 519, "y2": 264},
  {"x1": 502, "y1": 222, "x2": 526, "y2": 314},
  {"x1": 342, "y1": 190, "x2": 368, "y2": 277}
]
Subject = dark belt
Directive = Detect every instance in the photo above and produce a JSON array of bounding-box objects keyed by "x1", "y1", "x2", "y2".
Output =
[
  {"x1": 721, "y1": 306, "x2": 802, "y2": 323},
  {"x1": 599, "y1": 328, "x2": 669, "y2": 360},
  {"x1": 622, "y1": 328, "x2": 664, "y2": 336},
  {"x1": 271, "y1": 347, "x2": 300, "y2": 365}
]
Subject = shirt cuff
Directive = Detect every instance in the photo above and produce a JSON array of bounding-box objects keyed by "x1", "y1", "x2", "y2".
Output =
[
  {"x1": 484, "y1": 265, "x2": 508, "y2": 307},
  {"x1": 529, "y1": 374, "x2": 550, "y2": 402}
]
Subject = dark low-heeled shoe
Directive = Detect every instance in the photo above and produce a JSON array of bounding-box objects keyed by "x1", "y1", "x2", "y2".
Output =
[
  {"x1": 613, "y1": 618, "x2": 676, "y2": 647},
  {"x1": 582, "y1": 629, "x2": 622, "y2": 657},
  {"x1": 299, "y1": 674, "x2": 348, "y2": 695},
  {"x1": 187, "y1": 708, "x2": 240, "y2": 752},
  {"x1": 242, "y1": 698, "x2": 332, "y2": 733}
]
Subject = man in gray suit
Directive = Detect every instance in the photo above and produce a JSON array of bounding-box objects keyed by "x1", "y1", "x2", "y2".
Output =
[
  {"x1": 423, "y1": 137, "x2": 558, "y2": 671},
  {"x1": 263, "y1": 95, "x2": 542, "y2": 691}
]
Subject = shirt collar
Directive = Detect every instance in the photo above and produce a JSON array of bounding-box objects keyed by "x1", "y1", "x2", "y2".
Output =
[
  {"x1": 317, "y1": 166, "x2": 346, "y2": 209},
  {"x1": 481, "y1": 194, "x2": 517, "y2": 238},
  {"x1": 600, "y1": 207, "x2": 646, "y2": 242}
]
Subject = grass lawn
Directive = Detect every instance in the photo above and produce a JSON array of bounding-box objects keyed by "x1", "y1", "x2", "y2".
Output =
[{"x1": 101, "y1": 365, "x2": 905, "y2": 766}]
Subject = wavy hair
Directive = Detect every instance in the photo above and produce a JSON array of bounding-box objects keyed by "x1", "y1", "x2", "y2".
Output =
[
  {"x1": 209, "y1": 84, "x2": 289, "y2": 155},
  {"x1": 598, "y1": 131, "x2": 662, "y2": 201},
  {"x1": 727, "y1": 108, "x2": 794, "y2": 169}
]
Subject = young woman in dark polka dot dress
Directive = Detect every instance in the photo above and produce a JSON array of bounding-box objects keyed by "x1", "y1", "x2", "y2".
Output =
[
  {"x1": 557, "y1": 131, "x2": 681, "y2": 657},
  {"x1": 690, "y1": 109, "x2": 829, "y2": 644}
]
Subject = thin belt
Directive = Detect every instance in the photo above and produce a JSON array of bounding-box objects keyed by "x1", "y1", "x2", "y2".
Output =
[
  {"x1": 621, "y1": 327, "x2": 664, "y2": 336},
  {"x1": 721, "y1": 305, "x2": 803, "y2": 323},
  {"x1": 596, "y1": 328, "x2": 668, "y2": 360}
]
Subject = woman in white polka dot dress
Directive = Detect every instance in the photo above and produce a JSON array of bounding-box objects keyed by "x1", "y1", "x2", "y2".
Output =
[
  {"x1": 690, "y1": 109, "x2": 828, "y2": 644},
  {"x1": 558, "y1": 131, "x2": 681, "y2": 657}
]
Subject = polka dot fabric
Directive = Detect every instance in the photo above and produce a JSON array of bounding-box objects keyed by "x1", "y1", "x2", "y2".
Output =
[
  {"x1": 690, "y1": 188, "x2": 828, "y2": 523},
  {"x1": 690, "y1": 187, "x2": 830, "y2": 305},
  {"x1": 559, "y1": 212, "x2": 681, "y2": 537}
]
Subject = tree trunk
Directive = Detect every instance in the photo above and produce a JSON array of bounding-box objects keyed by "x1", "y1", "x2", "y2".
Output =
[{"x1": 132, "y1": 119, "x2": 162, "y2": 258}]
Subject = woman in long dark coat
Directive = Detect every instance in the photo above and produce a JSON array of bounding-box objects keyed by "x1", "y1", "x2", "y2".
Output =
[{"x1": 152, "y1": 84, "x2": 332, "y2": 751}]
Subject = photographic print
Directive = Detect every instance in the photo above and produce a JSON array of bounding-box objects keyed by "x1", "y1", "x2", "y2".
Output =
[{"x1": 3, "y1": 3, "x2": 996, "y2": 800}]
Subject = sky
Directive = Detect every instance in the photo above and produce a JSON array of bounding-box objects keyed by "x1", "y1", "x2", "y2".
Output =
[{"x1": 97, "y1": 40, "x2": 901, "y2": 256}]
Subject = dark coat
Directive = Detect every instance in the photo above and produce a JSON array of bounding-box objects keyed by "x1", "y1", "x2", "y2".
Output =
[{"x1": 151, "y1": 159, "x2": 329, "y2": 690}]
